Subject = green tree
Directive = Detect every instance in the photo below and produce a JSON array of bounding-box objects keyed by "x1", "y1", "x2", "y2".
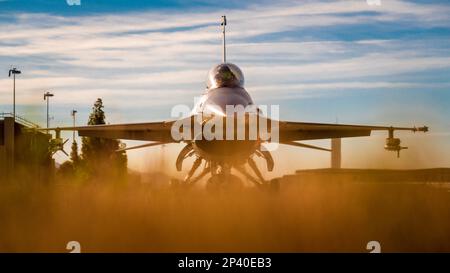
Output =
[
  {"x1": 70, "y1": 141, "x2": 79, "y2": 164},
  {"x1": 58, "y1": 160, "x2": 74, "y2": 178},
  {"x1": 57, "y1": 140, "x2": 81, "y2": 180},
  {"x1": 81, "y1": 98, "x2": 127, "y2": 178}
]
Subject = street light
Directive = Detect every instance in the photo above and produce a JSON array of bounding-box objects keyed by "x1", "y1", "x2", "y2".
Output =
[
  {"x1": 221, "y1": 15, "x2": 227, "y2": 63},
  {"x1": 71, "y1": 109, "x2": 77, "y2": 141},
  {"x1": 8, "y1": 67, "x2": 21, "y2": 119},
  {"x1": 44, "y1": 91, "x2": 54, "y2": 128}
]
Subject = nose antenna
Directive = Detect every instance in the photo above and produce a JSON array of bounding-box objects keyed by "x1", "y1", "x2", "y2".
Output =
[{"x1": 221, "y1": 15, "x2": 227, "y2": 63}]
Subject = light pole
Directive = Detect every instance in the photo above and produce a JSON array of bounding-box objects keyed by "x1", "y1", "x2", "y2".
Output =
[
  {"x1": 8, "y1": 67, "x2": 21, "y2": 119},
  {"x1": 221, "y1": 15, "x2": 227, "y2": 63},
  {"x1": 71, "y1": 109, "x2": 77, "y2": 141},
  {"x1": 44, "y1": 91, "x2": 54, "y2": 128}
]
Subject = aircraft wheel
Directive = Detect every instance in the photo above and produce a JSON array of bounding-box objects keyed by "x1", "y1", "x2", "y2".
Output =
[
  {"x1": 170, "y1": 178, "x2": 189, "y2": 190},
  {"x1": 267, "y1": 178, "x2": 280, "y2": 193},
  {"x1": 206, "y1": 174, "x2": 243, "y2": 192},
  {"x1": 170, "y1": 178, "x2": 181, "y2": 187}
]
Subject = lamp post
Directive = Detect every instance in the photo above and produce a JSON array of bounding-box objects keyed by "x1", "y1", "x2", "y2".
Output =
[
  {"x1": 71, "y1": 109, "x2": 77, "y2": 141},
  {"x1": 44, "y1": 91, "x2": 54, "y2": 128},
  {"x1": 221, "y1": 15, "x2": 227, "y2": 63},
  {"x1": 8, "y1": 67, "x2": 21, "y2": 119}
]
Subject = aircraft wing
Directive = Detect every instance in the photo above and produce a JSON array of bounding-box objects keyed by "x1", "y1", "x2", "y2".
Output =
[
  {"x1": 44, "y1": 116, "x2": 428, "y2": 144},
  {"x1": 46, "y1": 120, "x2": 177, "y2": 143},
  {"x1": 277, "y1": 120, "x2": 428, "y2": 142}
]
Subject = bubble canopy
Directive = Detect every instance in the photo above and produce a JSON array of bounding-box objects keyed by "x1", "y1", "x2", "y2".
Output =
[{"x1": 206, "y1": 63, "x2": 245, "y2": 90}]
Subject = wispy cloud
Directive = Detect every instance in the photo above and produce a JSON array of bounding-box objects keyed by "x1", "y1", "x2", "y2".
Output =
[{"x1": 0, "y1": 0, "x2": 449, "y2": 112}]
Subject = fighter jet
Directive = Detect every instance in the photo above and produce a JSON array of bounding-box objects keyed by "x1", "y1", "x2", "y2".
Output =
[{"x1": 45, "y1": 16, "x2": 428, "y2": 190}]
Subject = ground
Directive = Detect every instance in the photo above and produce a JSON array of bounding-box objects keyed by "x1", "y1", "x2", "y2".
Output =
[{"x1": 1, "y1": 171, "x2": 449, "y2": 252}]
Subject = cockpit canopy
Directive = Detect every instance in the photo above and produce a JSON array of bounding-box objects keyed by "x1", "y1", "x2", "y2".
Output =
[{"x1": 206, "y1": 63, "x2": 245, "y2": 90}]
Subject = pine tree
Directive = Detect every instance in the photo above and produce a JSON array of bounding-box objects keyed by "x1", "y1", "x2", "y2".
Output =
[
  {"x1": 81, "y1": 98, "x2": 127, "y2": 178},
  {"x1": 87, "y1": 98, "x2": 106, "y2": 126},
  {"x1": 57, "y1": 142, "x2": 78, "y2": 179},
  {"x1": 70, "y1": 141, "x2": 79, "y2": 164}
]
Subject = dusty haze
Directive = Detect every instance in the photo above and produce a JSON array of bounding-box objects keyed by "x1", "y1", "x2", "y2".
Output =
[{"x1": 1, "y1": 160, "x2": 449, "y2": 253}]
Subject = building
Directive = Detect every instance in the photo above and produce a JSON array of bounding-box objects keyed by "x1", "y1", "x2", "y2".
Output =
[
  {"x1": 331, "y1": 138, "x2": 341, "y2": 169},
  {"x1": 280, "y1": 168, "x2": 450, "y2": 185},
  {"x1": 0, "y1": 113, "x2": 53, "y2": 182}
]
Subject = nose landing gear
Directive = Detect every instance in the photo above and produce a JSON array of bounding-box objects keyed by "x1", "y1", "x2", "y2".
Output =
[{"x1": 173, "y1": 143, "x2": 278, "y2": 192}]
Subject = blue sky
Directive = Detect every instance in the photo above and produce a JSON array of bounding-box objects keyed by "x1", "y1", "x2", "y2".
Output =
[{"x1": 1, "y1": 0, "x2": 449, "y2": 173}]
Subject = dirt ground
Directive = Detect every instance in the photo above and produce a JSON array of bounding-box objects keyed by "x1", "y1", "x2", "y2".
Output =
[{"x1": 1, "y1": 171, "x2": 449, "y2": 253}]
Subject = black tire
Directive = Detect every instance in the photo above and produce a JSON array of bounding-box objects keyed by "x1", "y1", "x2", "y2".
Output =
[
  {"x1": 206, "y1": 174, "x2": 243, "y2": 192},
  {"x1": 170, "y1": 178, "x2": 181, "y2": 188},
  {"x1": 170, "y1": 178, "x2": 190, "y2": 190},
  {"x1": 269, "y1": 178, "x2": 280, "y2": 192}
]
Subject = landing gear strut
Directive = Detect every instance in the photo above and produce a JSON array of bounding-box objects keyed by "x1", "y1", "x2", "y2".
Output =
[{"x1": 173, "y1": 143, "x2": 278, "y2": 191}]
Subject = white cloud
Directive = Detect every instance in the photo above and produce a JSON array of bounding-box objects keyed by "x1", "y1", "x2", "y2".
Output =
[{"x1": 0, "y1": 0, "x2": 449, "y2": 108}]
